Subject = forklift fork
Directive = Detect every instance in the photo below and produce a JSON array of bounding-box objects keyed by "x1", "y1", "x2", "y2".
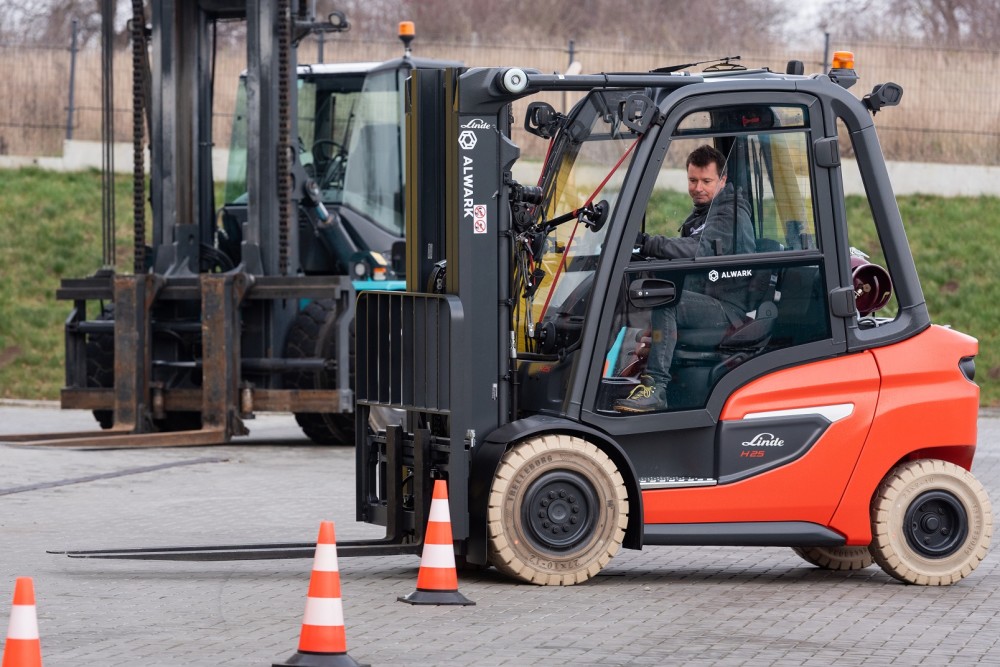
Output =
[
  {"x1": 1, "y1": 274, "x2": 249, "y2": 448},
  {"x1": 49, "y1": 423, "x2": 428, "y2": 559}
]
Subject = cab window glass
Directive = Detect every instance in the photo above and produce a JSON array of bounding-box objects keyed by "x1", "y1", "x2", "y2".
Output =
[
  {"x1": 837, "y1": 118, "x2": 899, "y2": 322},
  {"x1": 597, "y1": 107, "x2": 829, "y2": 415}
]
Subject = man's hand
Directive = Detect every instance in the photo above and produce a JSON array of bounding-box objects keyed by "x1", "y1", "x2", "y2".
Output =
[{"x1": 634, "y1": 231, "x2": 649, "y2": 254}]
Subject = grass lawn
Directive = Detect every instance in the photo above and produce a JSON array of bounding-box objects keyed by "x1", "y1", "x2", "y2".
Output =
[{"x1": 1, "y1": 168, "x2": 998, "y2": 404}]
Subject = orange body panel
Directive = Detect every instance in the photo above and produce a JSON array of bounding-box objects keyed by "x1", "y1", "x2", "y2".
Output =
[
  {"x1": 640, "y1": 325, "x2": 979, "y2": 547},
  {"x1": 642, "y1": 352, "x2": 880, "y2": 525},
  {"x1": 829, "y1": 325, "x2": 979, "y2": 543}
]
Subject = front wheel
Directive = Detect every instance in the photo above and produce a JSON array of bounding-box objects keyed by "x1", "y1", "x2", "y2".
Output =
[
  {"x1": 487, "y1": 435, "x2": 628, "y2": 585},
  {"x1": 869, "y1": 459, "x2": 992, "y2": 585}
]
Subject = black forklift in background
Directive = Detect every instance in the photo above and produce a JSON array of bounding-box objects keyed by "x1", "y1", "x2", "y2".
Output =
[
  {"x1": 4, "y1": 1, "x2": 457, "y2": 447},
  {"x1": 61, "y1": 54, "x2": 990, "y2": 587}
]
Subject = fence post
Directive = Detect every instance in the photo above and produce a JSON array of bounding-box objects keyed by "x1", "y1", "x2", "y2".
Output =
[{"x1": 66, "y1": 17, "x2": 79, "y2": 140}]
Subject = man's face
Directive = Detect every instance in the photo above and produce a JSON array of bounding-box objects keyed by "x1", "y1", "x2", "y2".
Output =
[{"x1": 687, "y1": 162, "x2": 726, "y2": 206}]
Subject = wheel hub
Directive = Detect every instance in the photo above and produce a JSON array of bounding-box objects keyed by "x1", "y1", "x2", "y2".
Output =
[
  {"x1": 903, "y1": 490, "x2": 969, "y2": 558},
  {"x1": 522, "y1": 470, "x2": 598, "y2": 552}
]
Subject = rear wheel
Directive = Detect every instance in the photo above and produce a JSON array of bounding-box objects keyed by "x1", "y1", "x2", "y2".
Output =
[
  {"x1": 284, "y1": 299, "x2": 355, "y2": 445},
  {"x1": 869, "y1": 459, "x2": 992, "y2": 585},
  {"x1": 792, "y1": 546, "x2": 873, "y2": 571},
  {"x1": 487, "y1": 435, "x2": 628, "y2": 585}
]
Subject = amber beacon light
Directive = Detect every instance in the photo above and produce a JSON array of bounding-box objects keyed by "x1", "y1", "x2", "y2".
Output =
[{"x1": 831, "y1": 51, "x2": 855, "y2": 69}]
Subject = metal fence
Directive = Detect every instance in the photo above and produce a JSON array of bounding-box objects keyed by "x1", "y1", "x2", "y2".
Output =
[{"x1": 1, "y1": 35, "x2": 998, "y2": 165}]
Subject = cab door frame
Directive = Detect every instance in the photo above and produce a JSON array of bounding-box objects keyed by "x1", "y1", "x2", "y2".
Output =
[{"x1": 576, "y1": 88, "x2": 851, "y2": 454}]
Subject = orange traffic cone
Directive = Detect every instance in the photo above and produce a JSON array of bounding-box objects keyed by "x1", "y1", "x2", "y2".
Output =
[
  {"x1": 398, "y1": 479, "x2": 475, "y2": 606},
  {"x1": 272, "y1": 522, "x2": 368, "y2": 667},
  {"x1": 2, "y1": 577, "x2": 42, "y2": 667}
]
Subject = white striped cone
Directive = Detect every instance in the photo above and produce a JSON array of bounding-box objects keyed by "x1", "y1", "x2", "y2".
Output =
[
  {"x1": 3, "y1": 577, "x2": 42, "y2": 667},
  {"x1": 398, "y1": 479, "x2": 474, "y2": 605},
  {"x1": 272, "y1": 522, "x2": 367, "y2": 667}
]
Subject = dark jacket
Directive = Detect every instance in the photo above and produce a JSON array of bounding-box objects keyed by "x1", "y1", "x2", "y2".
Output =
[
  {"x1": 640, "y1": 183, "x2": 756, "y2": 318},
  {"x1": 641, "y1": 183, "x2": 754, "y2": 259}
]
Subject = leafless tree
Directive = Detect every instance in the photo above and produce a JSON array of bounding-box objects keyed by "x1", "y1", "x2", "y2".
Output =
[{"x1": 812, "y1": 0, "x2": 1000, "y2": 48}]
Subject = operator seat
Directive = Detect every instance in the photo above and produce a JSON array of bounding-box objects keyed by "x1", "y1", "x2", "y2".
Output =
[{"x1": 670, "y1": 237, "x2": 782, "y2": 388}]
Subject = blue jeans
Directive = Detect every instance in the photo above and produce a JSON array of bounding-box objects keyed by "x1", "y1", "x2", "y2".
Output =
[{"x1": 644, "y1": 292, "x2": 742, "y2": 387}]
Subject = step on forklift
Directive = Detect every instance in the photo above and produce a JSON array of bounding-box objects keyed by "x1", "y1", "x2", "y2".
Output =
[
  {"x1": 63, "y1": 53, "x2": 991, "y2": 586},
  {"x1": 2, "y1": 1, "x2": 456, "y2": 448}
]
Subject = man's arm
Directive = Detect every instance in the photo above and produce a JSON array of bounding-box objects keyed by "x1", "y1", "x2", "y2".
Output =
[{"x1": 640, "y1": 233, "x2": 698, "y2": 259}]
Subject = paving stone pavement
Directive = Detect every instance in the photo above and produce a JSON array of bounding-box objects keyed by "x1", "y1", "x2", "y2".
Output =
[{"x1": 1, "y1": 403, "x2": 999, "y2": 666}]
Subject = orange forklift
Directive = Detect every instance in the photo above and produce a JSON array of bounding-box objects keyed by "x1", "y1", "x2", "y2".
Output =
[{"x1": 349, "y1": 52, "x2": 991, "y2": 586}]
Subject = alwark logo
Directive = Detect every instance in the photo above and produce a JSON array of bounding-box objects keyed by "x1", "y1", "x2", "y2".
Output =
[
  {"x1": 709, "y1": 269, "x2": 752, "y2": 282},
  {"x1": 741, "y1": 433, "x2": 785, "y2": 447},
  {"x1": 458, "y1": 119, "x2": 492, "y2": 151},
  {"x1": 458, "y1": 130, "x2": 477, "y2": 150}
]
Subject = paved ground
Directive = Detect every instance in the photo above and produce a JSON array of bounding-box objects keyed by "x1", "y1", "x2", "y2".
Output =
[{"x1": 1, "y1": 403, "x2": 999, "y2": 666}]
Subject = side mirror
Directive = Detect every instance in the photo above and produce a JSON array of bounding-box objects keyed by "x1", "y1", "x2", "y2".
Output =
[
  {"x1": 863, "y1": 82, "x2": 903, "y2": 114},
  {"x1": 525, "y1": 102, "x2": 561, "y2": 139}
]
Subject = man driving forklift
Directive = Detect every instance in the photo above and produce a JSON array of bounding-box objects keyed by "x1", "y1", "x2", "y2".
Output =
[{"x1": 613, "y1": 144, "x2": 754, "y2": 413}]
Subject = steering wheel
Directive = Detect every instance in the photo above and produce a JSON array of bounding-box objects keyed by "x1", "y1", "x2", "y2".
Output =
[
  {"x1": 311, "y1": 139, "x2": 345, "y2": 162},
  {"x1": 311, "y1": 140, "x2": 348, "y2": 189}
]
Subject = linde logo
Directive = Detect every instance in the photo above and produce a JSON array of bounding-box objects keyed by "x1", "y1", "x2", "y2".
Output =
[
  {"x1": 742, "y1": 433, "x2": 785, "y2": 447},
  {"x1": 461, "y1": 118, "x2": 493, "y2": 130}
]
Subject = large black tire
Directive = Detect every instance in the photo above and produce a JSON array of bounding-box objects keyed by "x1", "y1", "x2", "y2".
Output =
[
  {"x1": 869, "y1": 459, "x2": 993, "y2": 585},
  {"x1": 284, "y1": 299, "x2": 355, "y2": 445},
  {"x1": 487, "y1": 435, "x2": 628, "y2": 585},
  {"x1": 792, "y1": 546, "x2": 873, "y2": 571}
]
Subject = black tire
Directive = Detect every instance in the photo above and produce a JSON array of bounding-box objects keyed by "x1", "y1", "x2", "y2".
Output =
[
  {"x1": 487, "y1": 435, "x2": 628, "y2": 585},
  {"x1": 869, "y1": 459, "x2": 993, "y2": 585},
  {"x1": 284, "y1": 299, "x2": 355, "y2": 445},
  {"x1": 792, "y1": 546, "x2": 873, "y2": 571}
]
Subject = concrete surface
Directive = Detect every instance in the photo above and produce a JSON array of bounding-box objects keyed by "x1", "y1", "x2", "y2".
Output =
[{"x1": 1, "y1": 403, "x2": 998, "y2": 666}]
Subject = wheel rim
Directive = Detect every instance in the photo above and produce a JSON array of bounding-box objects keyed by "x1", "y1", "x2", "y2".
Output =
[
  {"x1": 903, "y1": 490, "x2": 969, "y2": 558},
  {"x1": 521, "y1": 470, "x2": 598, "y2": 553}
]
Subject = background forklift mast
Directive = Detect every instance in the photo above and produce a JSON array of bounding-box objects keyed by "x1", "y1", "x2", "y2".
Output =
[
  {"x1": 32, "y1": 1, "x2": 456, "y2": 447},
  {"x1": 354, "y1": 57, "x2": 991, "y2": 585}
]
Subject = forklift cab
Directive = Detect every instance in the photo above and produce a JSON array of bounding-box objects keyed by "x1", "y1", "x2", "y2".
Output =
[{"x1": 515, "y1": 82, "x2": 906, "y2": 487}]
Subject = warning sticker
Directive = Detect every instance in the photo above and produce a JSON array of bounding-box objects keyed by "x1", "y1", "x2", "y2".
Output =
[{"x1": 473, "y1": 204, "x2": 487, "y2": 234}]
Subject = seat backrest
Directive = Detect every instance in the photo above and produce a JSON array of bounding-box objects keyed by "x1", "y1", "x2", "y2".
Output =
[
  {"x1": 745, "y1": 238, "x2": 782, "y2": 311},
  {"x1": 770, "y1": 265, "x2": 828, "y2": 345}
]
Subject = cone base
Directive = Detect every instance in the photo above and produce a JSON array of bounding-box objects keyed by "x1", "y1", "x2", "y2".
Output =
[
  {"x1": 272, "y1": 650, "x2": 369, "y2": 667},
  {"x1": 397, "y1": 588, "x2": 476, "y2": 606}
]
